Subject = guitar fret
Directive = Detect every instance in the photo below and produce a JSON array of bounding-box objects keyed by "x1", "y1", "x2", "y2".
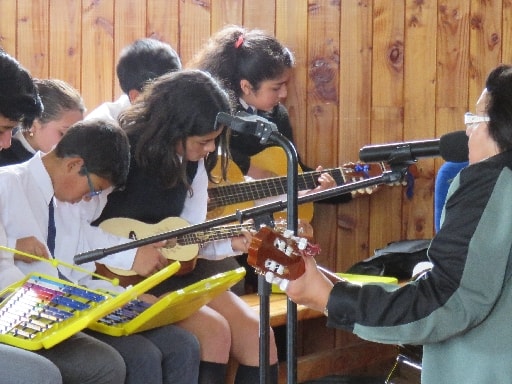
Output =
[{"x1": 177, "y1": 224, "x2": 254, "y2": 246}]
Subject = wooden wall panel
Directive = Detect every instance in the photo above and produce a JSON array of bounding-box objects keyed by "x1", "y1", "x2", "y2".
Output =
[
  {"x1": 16, "y1": 0, "x2": 49, "y2": 79},
  {"x1": 468, "y1": 0, "x2": 502, "y2": 105},
  {"x1": 113, "y1": 0, "x2": 146, "y2": 100},
  {"x1": 0, "y1": 1, "x2": 17, "y2": 55},
  {"x1": 244, "y1": 0, "x2": 275, "y2": 32},
  {"x1": 146, "y1": 0, "x2": 180, "y2": 51},
  {"x1": 504, "y1": 0, "x2": 512, "y2": 63},
  {"x1": 49, "y1": 0, "x2": 81, "y2": 87},
  {"x1": 179, "y1": 0, "x2": 211, "y2": 65},
  {"x1": 402, "y1": 0, "x2": 437, "y2": 240},
  {"x1": 211, "y1": 0, "x2": 242, "y2": 32},
  {"x1": 81, "y1": 0, "x2": 114, "y2": 113},
  {"x1": 336, "y1": 0, "x2": 374, "y2": 272},
  {"x1": 369, "y1": 1, "x2": 405, "y2": 251},
  {"x1": 276, "y1": 0, "x2": 308, "y2": 160}
]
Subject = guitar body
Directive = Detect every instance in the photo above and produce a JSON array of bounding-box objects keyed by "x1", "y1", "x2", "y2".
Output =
[
  {"x1": 97, "y1": 217, "x2": 199, "y2": 281},
  {"x1": 249, "y1": 147, "x2": 312, "y2": 222},
  {"x1": 208, "y1": 155, "x2": 254, "y2": 220}
]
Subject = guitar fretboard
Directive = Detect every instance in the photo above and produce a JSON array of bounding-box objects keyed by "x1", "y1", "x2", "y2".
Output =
[
  {"x1": 207, "y1": 167, "x2": 346, "y2": 210},
  {"x1": 177, "y1": 223, "x2": 255, "y2": 246}
]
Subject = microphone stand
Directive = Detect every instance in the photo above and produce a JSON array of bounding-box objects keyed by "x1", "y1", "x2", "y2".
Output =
[{"x1": 218, "y1": 111, "x2": 300, "y2": 384}]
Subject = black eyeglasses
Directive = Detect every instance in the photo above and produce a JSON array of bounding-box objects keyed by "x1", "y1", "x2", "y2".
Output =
[{"x1": 83, "y1": 166, "x2": 103, "y2": 198}]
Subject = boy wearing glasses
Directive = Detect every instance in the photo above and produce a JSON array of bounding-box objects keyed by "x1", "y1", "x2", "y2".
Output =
[
  {"x1": 0, "y1": 49, "x2": 127, "y2": 384},
  {"x1": 0, "y1": 117, "x2": 201, "y2": 384}
]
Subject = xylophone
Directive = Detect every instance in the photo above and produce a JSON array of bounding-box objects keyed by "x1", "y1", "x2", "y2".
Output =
[
  {"x1": 0, "y1": 261, "x2": 181, "y2": 350},
  {"x1": 90, "y1": 267, "x2": 246, "y2": 336}
]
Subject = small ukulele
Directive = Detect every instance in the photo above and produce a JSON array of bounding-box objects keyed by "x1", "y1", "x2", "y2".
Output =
[{"x1": 96, "y1": 217, "x2": 254, "y2": 286}]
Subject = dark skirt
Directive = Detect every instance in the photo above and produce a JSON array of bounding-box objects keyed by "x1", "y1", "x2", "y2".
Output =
[{"x1": 148, "y1": 257, "x2": 246, "y2": 296}]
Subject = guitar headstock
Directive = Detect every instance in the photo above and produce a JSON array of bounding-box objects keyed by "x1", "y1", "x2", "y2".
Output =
[
  {"x1": 341, "y1": 162, "x2": 407, "y2": 195},
  {"x1": 247, "y1": 226, "x2": 321, "y2": 284}
]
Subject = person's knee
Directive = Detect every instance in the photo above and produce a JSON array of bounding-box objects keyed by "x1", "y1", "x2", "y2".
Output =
[
  {"x1": 169, "y1": 326, "x2": 201, "y2": 366},
  {"x1": 81, "y1": 341, "x2": 127, "y2": 384},
  {"x1": 198, "y1": 315, "x2": 231, "y2": 362}
]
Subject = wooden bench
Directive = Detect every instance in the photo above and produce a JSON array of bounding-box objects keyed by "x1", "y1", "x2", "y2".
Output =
[
  {"x1": 226, "y1": 293, "x2": 396, "y2": 384},
  {"x1": 241, "y1": 292, "x2": 324, "y2": 328}
]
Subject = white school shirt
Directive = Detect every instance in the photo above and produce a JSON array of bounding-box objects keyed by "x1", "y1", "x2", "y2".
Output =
[
  {"x1": 0, "y1": 222, "x2": 25, "y2": 290},
  {"x1": 0, "y1": 153, "x2": 136, "y2": 291},
  {"x1": 84, "y1": 94, "x2": 131, "y2": 123},
  {"x1": 181, "y1": 159, "x2": 240, "y2": 260}
]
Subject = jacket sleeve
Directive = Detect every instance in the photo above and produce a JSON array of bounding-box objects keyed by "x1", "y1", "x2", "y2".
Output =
[{"x1": 325, "y1": 162, "x2": 512, "y2": 345}]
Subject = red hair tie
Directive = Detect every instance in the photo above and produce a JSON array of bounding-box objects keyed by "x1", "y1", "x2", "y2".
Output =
[{"x1": 234, "y1": 35, "x2": 244, "y2": 48}]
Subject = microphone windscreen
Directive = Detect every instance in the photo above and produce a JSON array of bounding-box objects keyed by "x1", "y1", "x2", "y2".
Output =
[{"x1": 439, "y1": 131, "x2": 468, "y2": 162}]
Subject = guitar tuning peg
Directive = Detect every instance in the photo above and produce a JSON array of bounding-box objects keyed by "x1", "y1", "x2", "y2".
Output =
[
  {"x1": 279, "y1": 279, "x2": 289, "y2": 292},
  {"x1": 283, "y1": 229, "x2": 293, "y2": 238},
  {"x1": 297, "y1": 237, "x2": 308, "y2": 250}
]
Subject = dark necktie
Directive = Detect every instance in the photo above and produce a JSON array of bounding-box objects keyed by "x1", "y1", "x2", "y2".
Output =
[
  {"x1": 47, "y1": 197, "x2": 69, "y2": 281},
  {"x1": 47, "y1": 197, "x2": 56, "y2": 255}
]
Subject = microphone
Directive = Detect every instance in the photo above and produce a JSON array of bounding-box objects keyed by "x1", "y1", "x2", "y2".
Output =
[
  {"x1": 359, "y1": 130, "x2": 468, "y2": 163},
  {"x1": 215, "y1": 111, "x2": 278, "y2": 143}
]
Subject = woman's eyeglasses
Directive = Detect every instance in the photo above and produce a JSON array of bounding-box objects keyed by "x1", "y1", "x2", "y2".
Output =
[{"x1": 464, "y1": 112, "x2": 490, "y2": 128}]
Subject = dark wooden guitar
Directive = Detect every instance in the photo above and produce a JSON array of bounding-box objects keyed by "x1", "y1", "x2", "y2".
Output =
[{"x1": 246, "y1": 226, "x2": 342, "y2": 287}]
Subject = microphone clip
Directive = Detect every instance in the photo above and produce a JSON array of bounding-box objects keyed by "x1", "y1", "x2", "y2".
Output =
[
  {"x1": 216, "y1": 111, "x2": 278, "y2": 144},
  {"x1": 386, "y1": 145, "x2": 420, "y2": 166}
]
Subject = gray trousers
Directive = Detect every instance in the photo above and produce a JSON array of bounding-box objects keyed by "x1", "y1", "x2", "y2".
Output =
[
  {"x1": 38, "y1": 332, "x2": 125, "y2": 384},
  {"x1": 87, "y1": 324, "x2": 200, "y2": 384},
  {"x1": 1, "y1": 343, "x2": 62, "y2": 384}
]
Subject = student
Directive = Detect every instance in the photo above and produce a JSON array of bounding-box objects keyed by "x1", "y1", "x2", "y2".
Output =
[
  {"x1": 285, "y1": 64, "x2": 512, "y2": 384},
  {"x1": 188, "y1": 24, "x2": 342, "y2": 291},
  {"x1": 85, "y1": 37, "x2": 181, "y2": 122},
  {"x1": 0, "y1": 48, "x2": 126, "y2": 384},
  {"x1": 0, "y1": 118, "x2": 200, "y2": 384},
  {"x1": 93, "y1": 69, "x2": 277, "y2": 384},
  {"x1": 188, "y1": 25, "x2": 348, "y2": 182},
  {"x1": 0, "y1": 78, "x2": 85, "y2": 166}
]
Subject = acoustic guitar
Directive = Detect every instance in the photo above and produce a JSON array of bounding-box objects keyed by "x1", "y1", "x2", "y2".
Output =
[{"x1": 209, "y1": 147, "x2": 392, "y2": 221}]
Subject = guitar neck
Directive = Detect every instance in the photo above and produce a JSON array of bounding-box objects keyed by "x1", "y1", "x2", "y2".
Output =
[
  {"x1": 208, "y1": 167, "x2": 346, "y2": 210},
  {"x1": 177, "y1": 223, "x2": 254, "y2": 246}
]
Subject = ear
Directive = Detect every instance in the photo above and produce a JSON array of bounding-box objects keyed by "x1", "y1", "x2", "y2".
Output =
[
  {"x1": 127, "y1": 89, "x2": 140, "y2": 103},
  {"x1": 65, "y1": 157, "x2": 85, "y2": 174},
  {"x1": 240, "y1": 79, "x2": 253, "y2": 96}
]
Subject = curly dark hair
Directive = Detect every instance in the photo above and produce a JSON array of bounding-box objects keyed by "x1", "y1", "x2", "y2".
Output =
[{"x1": 119, "y1": 69, "x2": 233, "y2": 190}]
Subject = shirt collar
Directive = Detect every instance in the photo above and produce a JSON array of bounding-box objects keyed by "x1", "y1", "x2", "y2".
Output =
[{"x1": 27, "y1": 152, "x2": 54, "y2": 205}]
